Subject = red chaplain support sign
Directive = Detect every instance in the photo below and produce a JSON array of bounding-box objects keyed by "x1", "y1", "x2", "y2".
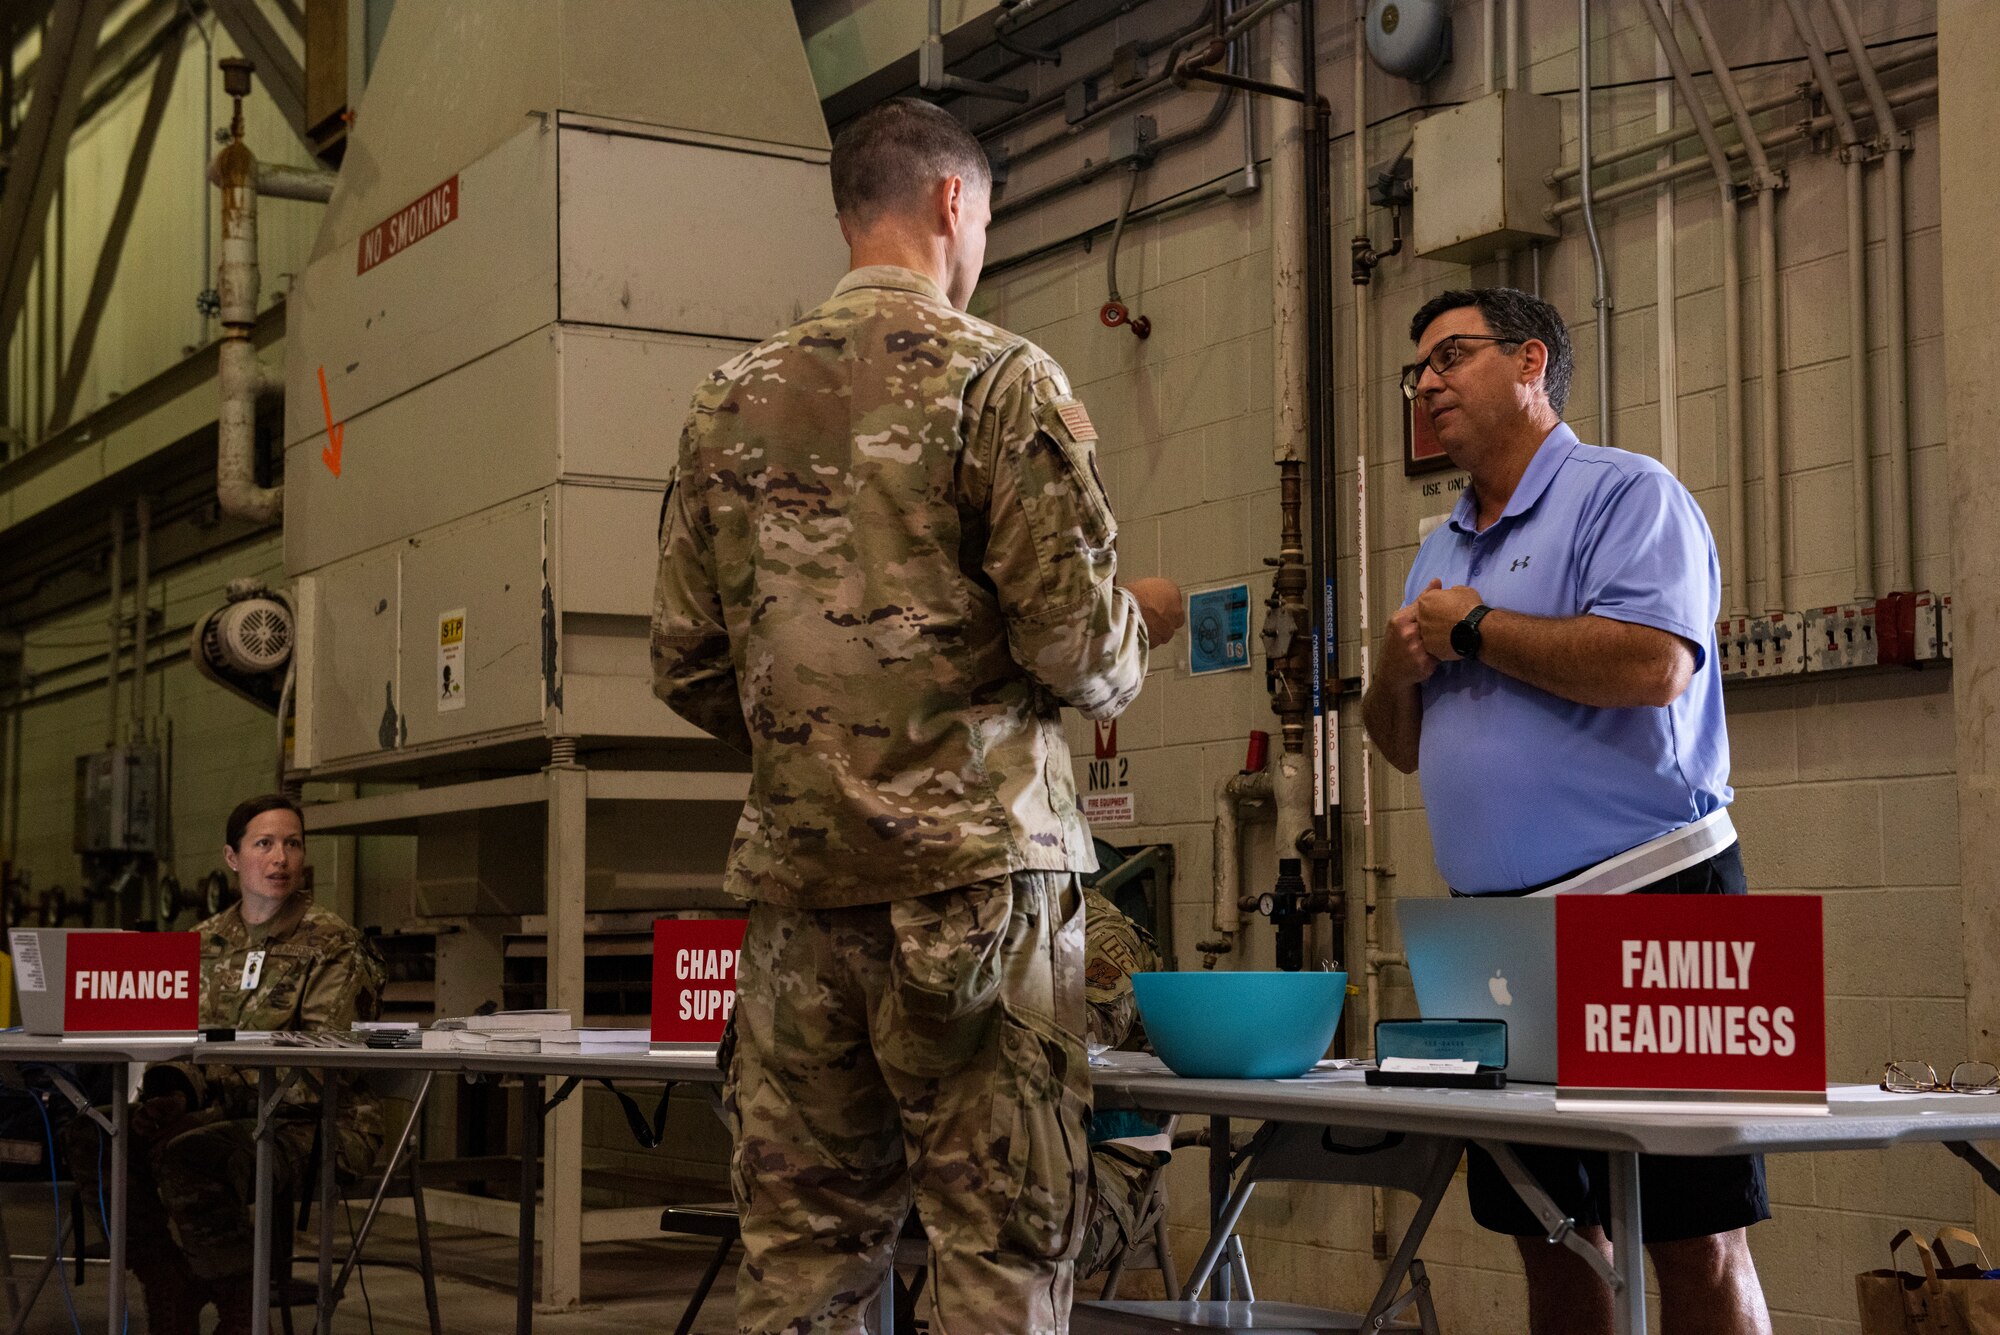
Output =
[
  {"x1": 652, "y1": 919, "x2": 748, "y2": 1044},
  {"x1": 63, "y1": 932, "x2": 201, "y2": 1033},
  {"x1": 1556, "y1": 895, "x2": 1827, "y2": 1111}
]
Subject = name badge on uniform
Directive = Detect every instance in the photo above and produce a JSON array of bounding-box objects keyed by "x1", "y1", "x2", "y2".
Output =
[{"x1": 240, "y1": 951, "x2": 265, "y2": 991}]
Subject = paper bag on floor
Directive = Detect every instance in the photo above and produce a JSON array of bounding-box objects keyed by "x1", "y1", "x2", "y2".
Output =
[{"x1": 1856, "y1": 1225, "x2": 2000, "y2": 1334}]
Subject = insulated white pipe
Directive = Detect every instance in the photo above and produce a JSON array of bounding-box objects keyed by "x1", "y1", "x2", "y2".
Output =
[
  {"x1": 1271, "y1": 6, "x2": 1307, "y2": 468},
  {"x1": 254, "y1": 161, "x2": 336, "y2": 203},
  {"x1": 1639, "y1": 0, "x2": 1749, "y2": 617},
  {"x1": 1351, "y1": 2, "x2": 1390, "y2": 1079},
  {"x1": 1575, "y1": 0, "x2": 1612, "y2": 447},
  {"x1": 1504, "y1": 0, "x2": 1519, "y2": 90},
  {"x1": 1779, "y1": 0, "x2": 1875, "y2": 600},
  {"x1": 1823, "y1": 0, "x2": 1911, "y2": 590},
  {"x1": 1212, "y1": 770, "x2": 1273, "y2": 938},
  {"x1": 211, "y1": 109, "x2": 282, "y2": 525},
  {"x1": 1482, "y1": 0, "x2": 1497, "y2": 95},
  {"x1": 1681, "y1": 0, "x2": 1784, "y2": 612}
]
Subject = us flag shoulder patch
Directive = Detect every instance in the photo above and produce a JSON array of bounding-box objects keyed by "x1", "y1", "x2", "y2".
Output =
[{"x1": 1057, "y1": 402, "x2": 1098, "y2": 442}]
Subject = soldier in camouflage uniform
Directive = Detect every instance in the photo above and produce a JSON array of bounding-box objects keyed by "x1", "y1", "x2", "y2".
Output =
[
  {"x1": 66, "y1": 795, "x2": 385, "y2": 1335},
  {"x1": 653, "y1": 98, "x2": 1182, "y2": 1334},
  {"x1": 1077, "y1": 888, "x2": 1172, "y2": 1284}
]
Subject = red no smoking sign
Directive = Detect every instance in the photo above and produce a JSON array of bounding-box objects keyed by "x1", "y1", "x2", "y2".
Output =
[
  {"x1": 1556, "y1": 895, "x2": 1826, "y2": 1113},
  {"x1": 651, "y1": 919, "x2": 747, "y2": 1045},
  {"x1": 63, "y1": 932, "x2": 201, "y2": 1034}
]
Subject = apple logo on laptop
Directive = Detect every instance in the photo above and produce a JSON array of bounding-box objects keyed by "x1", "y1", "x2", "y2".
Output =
[{"x1": 1489, "y1": 971, "x2": 1513, "y2": 1006}]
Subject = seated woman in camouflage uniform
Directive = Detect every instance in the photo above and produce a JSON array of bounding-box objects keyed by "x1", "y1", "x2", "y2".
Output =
[
  {"x1": 1077, "y1": 886, "x2": 1174, "y2": 1284},
  {"x1": 66, "y1": 794, "x2": 385, "y2": 1335}
]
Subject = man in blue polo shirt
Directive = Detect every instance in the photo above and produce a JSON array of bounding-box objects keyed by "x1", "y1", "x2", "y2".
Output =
[{"x1": 1362, "y1": 288, "x2": 1772, "y2": 1335}]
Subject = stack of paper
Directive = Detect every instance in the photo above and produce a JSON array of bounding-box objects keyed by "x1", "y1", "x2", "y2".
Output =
[
  {"x1": 540, "y1": 1028, "x2": 651, "y2": 1055},
  {"x1": 421, "y1": 1009, "x2": 576, "y2": 1054}
]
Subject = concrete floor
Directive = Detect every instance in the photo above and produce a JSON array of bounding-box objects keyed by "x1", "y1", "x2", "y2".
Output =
[{"x1": 0, "y1": 1207, "x2": 743, "y2": 1335}]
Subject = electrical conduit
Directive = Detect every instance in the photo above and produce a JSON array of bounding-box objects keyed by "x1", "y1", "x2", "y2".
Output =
[
  {"x1": 1681, "y1": 0, "x2": 1786, "y2": 613},
  {"x1": 1639, "y1": 0, "x2": 1749, "y2": 619}
]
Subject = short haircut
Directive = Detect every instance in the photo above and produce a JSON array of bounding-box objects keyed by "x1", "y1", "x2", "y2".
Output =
[
  {"x1": 830, "y1": 98, "x2": 991, "y2": 227},
  {"x1": 1409, "y1": 287, "x2": 1575, "y2": 415},
  {"x1": 226, "y1": 794, "x2": 303, "y2": 850}
]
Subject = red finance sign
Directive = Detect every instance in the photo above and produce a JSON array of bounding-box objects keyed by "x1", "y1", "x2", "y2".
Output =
[
  {"x1": 1556, "y1": 895, "x2": 1825, "y2": 1111},
  {"x1": 356, "y1": 175, "x2": 459, "y2": 275},
  {"x1": 63, "y1": 932, "x2": 201, "y2": 1034},
  {"x1": 652, "y1": 919, "x2": 748, "y2": 1044}
]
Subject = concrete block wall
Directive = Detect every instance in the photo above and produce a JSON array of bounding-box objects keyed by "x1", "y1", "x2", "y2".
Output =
[
  {"x1": 979, "y1": 0, "x2": 1956, "y2": 1328},
  {"x1": 3, "y1": 530, "x2": 290, "y2": 905}
]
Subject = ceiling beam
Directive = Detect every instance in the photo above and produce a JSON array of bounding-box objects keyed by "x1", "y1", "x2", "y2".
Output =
[
  {"x1": 0, "y1": 0, "x2": 112, "y2": 347},
  {"x1": 46, "y1": 23, "x2": 186, "y2": 435}
]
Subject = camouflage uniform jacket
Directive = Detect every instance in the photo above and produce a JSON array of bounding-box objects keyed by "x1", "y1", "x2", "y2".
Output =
[
  {"x1": 153, "y1": 895, "x2": 386, "y2": 1171},
  {"x1": 653, "y1": 265, "x2": 1151, "y2": 908}
]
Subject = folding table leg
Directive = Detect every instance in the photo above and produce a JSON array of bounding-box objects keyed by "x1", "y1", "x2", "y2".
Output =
[
  {"x1": 107, "y1": 1066, "x2": 126, "y2": 1335},
  {"x1": 517, "y1": 1077, "x2": 542, "y2": 1335},
  {"x1": 316, "y1": 1076, "x2": 338, "y2": 1334},
  {"x1": 252, "y1": 1068, "x2": 276, "y2": 1335},
  {"x1": 1606, "y1": 1151, "x2": 1646, "y2": 1335}
]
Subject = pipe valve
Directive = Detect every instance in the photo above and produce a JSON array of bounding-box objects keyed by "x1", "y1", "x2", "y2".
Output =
[{"x1": 1099, "y1": 301, "x2": 1151, "y2": 339}]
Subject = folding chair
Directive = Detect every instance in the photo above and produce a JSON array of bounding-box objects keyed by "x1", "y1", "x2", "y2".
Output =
[
  {"x1": 1076, "y1": 1123, "x2": 1464, "y2": 1334},
  {"x1": 272, "y1": 1069, "x2": 443, "y2": 1335}
]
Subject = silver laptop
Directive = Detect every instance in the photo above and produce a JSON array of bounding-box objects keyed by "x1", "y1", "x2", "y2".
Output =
[
  {"x1": 1399, "y1": 898, "x2": 1559, "y2": 1083},
  {"x1": 9, "y1": 928, "x2": 118, "y2": 1036}
]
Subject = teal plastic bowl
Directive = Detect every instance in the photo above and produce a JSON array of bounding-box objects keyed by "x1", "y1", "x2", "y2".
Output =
[{"x1": 1131, "y1": 970, "x2": 1347, "y2": 1079}]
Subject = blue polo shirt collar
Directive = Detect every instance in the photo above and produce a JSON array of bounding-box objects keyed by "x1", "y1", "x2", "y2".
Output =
[{"x1": 1447, "y1": 423, "x2": 1581, "y2": 536}]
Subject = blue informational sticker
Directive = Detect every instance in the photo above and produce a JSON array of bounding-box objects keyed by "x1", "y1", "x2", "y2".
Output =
[{"x1": 1188, "y1": 584, "x2": 1252, "y2": 676}]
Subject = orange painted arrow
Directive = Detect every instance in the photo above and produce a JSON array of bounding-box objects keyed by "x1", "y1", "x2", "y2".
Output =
[{"x1": 318, "y1": 365, "x2": 344, "y2": 477}]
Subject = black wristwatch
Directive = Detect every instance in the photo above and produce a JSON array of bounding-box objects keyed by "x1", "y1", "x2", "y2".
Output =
[{"x1": 1450, "y1": 605, "x2": 1493, "y2": 660}]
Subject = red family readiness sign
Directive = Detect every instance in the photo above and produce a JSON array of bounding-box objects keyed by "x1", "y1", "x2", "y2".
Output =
[
  {"x1": 63, "y1": 932, "x2": 201, "y2": 1034},
  {"x1": 1555, "y1": 894, "x2": 1826, "y2": 1113},
  {"x1": 651, "y1": 919, "x2": 747, "y2": 1045}
]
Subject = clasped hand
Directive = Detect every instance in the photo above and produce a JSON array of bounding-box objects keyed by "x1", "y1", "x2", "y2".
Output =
[{"x1": 1379, "y1": 580, "x2": 1485, "y2": 686}]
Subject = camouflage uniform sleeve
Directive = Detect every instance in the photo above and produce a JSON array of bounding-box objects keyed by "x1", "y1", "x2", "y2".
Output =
[
  {"x1": 650, "y1": 439, "x2": 753, "y2": 754},
  {"x1": 969, "y1": 351, "x2": 1149, "y2": 721},
  {"x1": 292, "y1": 925, "x2": 386, "y2": 1034}
]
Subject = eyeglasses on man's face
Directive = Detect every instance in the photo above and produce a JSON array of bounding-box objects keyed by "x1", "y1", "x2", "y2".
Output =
[
  {"x1": 1400, "y1": 334, "x2": 1523, "y2": 401},
  {"x1": 1881, "y1": 1059, "x2": 2000, "y2": 1095}
]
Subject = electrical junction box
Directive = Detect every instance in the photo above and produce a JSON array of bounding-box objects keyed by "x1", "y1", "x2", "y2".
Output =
[
  {"x1": 1411, "y1": 91, "x2": 1562, "y2": 265},
  {"x1": 1746, "y1": 612, "x2": 1805, "y2": 678},
  {"x1": 1803, "y1": 604, "x2": 1878, "y2": 672},
  {"x1": 73, "y1": 746, "x2": 162, "y2": 855}
]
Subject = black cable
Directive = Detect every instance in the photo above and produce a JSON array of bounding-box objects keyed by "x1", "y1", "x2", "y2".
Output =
[
  {"x1": 341, "y1": 1197, "x2": 377, "y2": 1335},
  {"x1": 1535, "y1": 30, "x2": 1935, "y2": 98}
]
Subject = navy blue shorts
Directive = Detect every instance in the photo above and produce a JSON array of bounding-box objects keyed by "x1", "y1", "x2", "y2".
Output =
[{"x1": 1463, "y1": 843, "x2": 1772, "y2": 1243}]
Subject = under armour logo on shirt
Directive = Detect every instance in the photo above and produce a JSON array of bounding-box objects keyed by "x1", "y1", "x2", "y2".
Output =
[{"x1": 1510, "y1": 555, "x2": 1532, "y2": 571}]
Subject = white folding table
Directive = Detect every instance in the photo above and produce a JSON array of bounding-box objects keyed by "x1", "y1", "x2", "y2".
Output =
[{"x1": 1091, "y1": 1052, "x2": 2000, "y2": 1335}]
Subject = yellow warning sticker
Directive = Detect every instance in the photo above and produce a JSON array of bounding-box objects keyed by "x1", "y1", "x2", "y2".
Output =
[
  {"x1": 1057, "y1": 401, "x2": 1098, "y2": 442},
  {"x1": 438, "y1": 609, "x2": 466, "y2": 713}
]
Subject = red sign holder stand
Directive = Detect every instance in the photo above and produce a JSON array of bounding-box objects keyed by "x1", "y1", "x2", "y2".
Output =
[
  {"x1": 651, "y1": 918, "x2": 747, "y2": 1047},
  {"x1": 1555, "y1": 895, "x2": 1827, "y2": 1114},
  {"x1": 63, "y1": 932, "x2": 201, "y2": 1034}
]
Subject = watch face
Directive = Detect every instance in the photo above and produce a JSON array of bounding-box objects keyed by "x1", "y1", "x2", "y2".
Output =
[{"x1": 1451, "y1": 619, "x2": 1478, "y2": 659}]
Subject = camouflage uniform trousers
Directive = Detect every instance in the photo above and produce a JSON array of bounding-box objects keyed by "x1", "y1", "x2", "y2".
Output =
[
  {"x1": 730, "y1": 869, "x2": 1092, "y2": 1335},
  {"x1": 66, "y1": 1108, "x2": 315, "y2": 1282},
  {"x1": 1075, "y1": 1142, "x2": 1167, "y2": 1282}
]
